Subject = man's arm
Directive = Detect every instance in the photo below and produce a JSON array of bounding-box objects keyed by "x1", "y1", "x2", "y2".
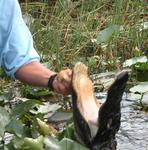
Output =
[
  {"x1": 15, "y1": 61, "x2": 72, "y2": 95},
  {"x1": 0, "y1": 0, "x2": 72, "y2": 95}
]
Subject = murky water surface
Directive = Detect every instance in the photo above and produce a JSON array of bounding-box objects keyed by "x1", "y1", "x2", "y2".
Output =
[
  {"x1": 97, "y1": 93, "x2": 148, "y2": 150},
  {"x1": 118, "y1": 96, "x2": 148, "y2": 150}
]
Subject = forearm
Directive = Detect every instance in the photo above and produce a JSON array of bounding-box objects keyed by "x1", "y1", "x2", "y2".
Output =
[{"x1": 15, "y1": 61, "x2": 56, "y2": 88}]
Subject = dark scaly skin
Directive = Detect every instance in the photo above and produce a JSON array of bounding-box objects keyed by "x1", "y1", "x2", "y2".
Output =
[
  {"x1": 72, "y1": 63, "x2": 128, "y2": 150},
  {"x1": 92, "y1": 71, "x2": 128, "y2": 150}
]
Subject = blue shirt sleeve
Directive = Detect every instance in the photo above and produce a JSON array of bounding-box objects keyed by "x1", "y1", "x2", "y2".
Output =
[{"x1": 0, "y1": 0, "x2": 40, "y2": 78}]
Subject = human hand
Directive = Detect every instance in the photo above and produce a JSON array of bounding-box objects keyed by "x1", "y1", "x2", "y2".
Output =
[{"x1": 52, "y1": 69, "x2": 72, "y2": 95}]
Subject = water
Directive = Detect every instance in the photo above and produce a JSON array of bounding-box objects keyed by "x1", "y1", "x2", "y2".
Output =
[
  {"x1": 96, "y1": 92, "x2": 148, "y2": 150},
  {"x1": 117, "y1": 96, "x2": 148, "y2": 150}
]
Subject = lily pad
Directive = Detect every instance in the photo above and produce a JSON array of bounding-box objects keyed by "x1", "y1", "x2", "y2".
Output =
[
  {"x1": 123, "y1": 56, "x2": 148, "y2": 68},
  {"x1": 128, "y1": 93, "x2": 148, "y2": 105},
  {"x1": 127, "y1": 93, "x2": 142, "y2": 101},
  {"x1": 37, "y1": 103, "x2": 60, "y2": 114},
  {"x1": 129, "y1": 82, "x2": 148, "y2": 94},
  {"x1": 140, "y1": 94, "x2": 148, "y2": 105},
  {"x1": 49, "y1": 112, "x2": 73, "y2": 123}
]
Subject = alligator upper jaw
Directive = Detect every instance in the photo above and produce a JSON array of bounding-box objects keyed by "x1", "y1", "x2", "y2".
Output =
[{"x1": 71, "y1": 62, "x2": 129, "y2": 149}]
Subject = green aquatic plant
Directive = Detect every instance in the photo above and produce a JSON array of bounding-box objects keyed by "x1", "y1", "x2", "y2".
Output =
[{"x1": 123, "y1": 55, "x2": 148, "y2": 81}]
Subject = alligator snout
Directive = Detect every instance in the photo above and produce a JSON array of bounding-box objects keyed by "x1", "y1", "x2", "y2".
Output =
[{"x1": 72, "y1": 63, "x2": 128, "y2": 150}]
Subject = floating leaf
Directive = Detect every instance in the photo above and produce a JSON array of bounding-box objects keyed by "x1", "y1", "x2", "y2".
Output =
[
  {"x1": 49, "y1": 112, "x2": 73, "y2": 122},
  {"x1": 96, "y1": 25, "x2": 121, "y2": 44},
  {"x1": 128, "y1": 92, "x2": 148, "y2": 106},
  {"x1": 37, "y1": 103, "x2": 60, "y2": 114},
  {"x1": 0, "y1": 106, "x2": 10, "y2": 136},
  {"x1": 6, "y1": 119, "x2": 24, "y2": 138},
  {"x1": 123, "y1": 56, "x2": 148, "y2": 67},
  {"x1": 127, "y1": 93, "x2": 142, "y2": 101},
  {"x1": 140, "y1": 93, "x2": 148, "y2": 105},
  {"x1": 11, "y1": 99, "x2": 42, "y2": 118},
  {"x1": 129, "y1": 82, "x2": 148, "y2": 94}
]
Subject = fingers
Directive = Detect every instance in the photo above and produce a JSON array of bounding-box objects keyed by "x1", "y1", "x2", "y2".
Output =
[
  {"x1": 52, "y1": 69, "x2": 72, "y2": 95},
  {"x1": 57, "y1": 69, "x2": 72, "y2": 83}
]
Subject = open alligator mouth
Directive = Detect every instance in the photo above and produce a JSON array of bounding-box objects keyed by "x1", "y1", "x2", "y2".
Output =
[{"x1": 71, "y1": 63, "x2": 128, "y2": 150}]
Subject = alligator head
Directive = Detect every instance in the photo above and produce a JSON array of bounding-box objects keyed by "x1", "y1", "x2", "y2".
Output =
[{"x1": 72, "y1": 63, "x2": 128, "y2": 150}]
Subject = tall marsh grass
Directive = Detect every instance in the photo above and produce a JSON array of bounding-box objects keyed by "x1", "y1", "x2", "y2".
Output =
[{"x1": 21, "y1": 0, "x2": 148, "y2": 72}]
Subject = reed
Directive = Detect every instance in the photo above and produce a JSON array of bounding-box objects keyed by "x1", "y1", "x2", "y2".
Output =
[{"x1": 21, "y1": 0, "x2": 147, "y2": 72}]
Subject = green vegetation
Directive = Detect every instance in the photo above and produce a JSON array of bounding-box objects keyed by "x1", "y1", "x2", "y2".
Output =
[
  {"x1": 0, "y1": 0, "x2": 147, "y2": 149},
  {"x1": 21, "y1": 0, "x2": 147, "y2": 72}
]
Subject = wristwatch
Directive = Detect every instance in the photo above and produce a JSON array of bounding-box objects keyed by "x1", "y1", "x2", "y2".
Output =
[{"x1": 48, "y1": 74, "x2": 57, "y2": 91}]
